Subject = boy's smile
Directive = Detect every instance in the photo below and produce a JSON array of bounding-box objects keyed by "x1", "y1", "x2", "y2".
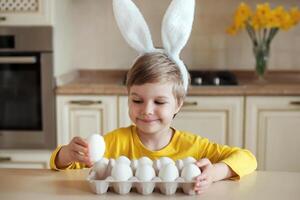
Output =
[{"x1": 128, "y1": 82, "x2": 182, "y2": 150}]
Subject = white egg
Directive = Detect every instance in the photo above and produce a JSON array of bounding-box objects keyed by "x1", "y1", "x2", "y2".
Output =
[
  {"x1": 87, "y1": 134, "x2": 105, "y2": 163},
  {"x1": 182, "y1": 157, "x2": 197, "y2": 166},
  {"x1": 116, "y1": 155, "x2": 131, "y2": 165},
  {"x1": 111, "y1": 162, "x2": 133, "y2": 181},
  {"x1": 138, "y1": 156, "x2": 153, "y2": 166},
  {"x1": 135, "y1": 164, "x2": 156, "y2": 181},
  {"x1": 181, "y1": 163, "x2": 201, "y2": 181},
  {"x1": 154, "y1": 157, "x2": 174, "y2": 171},
  {"x1": 176, "y1": 157, "x2": 197, "y2": 171},
  {"x1": 93, "y1": 158, "x2": 109, "y2": 179},
  {"x1": 158, "y1": 163, "x2": 179, "y2": 181}
]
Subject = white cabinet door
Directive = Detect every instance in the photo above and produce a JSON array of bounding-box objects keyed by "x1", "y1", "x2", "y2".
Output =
[
  {"x1": 56, "y1": 96, "x2": 118, "y2": 145},
  {"x1": 0, "y1": 150, "x2": 51, "y2": 169},
  {"x1": 0, "y1": 0, "x2": 53, "y2": 25},
  {"x1": 172, "y1": 96, "x2": 244, "y2": 147},
  {"x1": 118, "y1": 95, "x2": 244, "y2": 147},
  {"x1": 245, "y1": 96, "x2": 300, "y2": 172}
]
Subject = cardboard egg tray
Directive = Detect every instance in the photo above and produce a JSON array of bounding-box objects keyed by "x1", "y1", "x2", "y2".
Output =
[{"x1": 87, "y1": 173, "x2": 197, "y2": 195}]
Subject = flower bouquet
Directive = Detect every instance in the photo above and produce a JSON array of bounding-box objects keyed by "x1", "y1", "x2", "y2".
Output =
[{"x1": 227, "y1": 3, "x2": 300, "y2": 80}]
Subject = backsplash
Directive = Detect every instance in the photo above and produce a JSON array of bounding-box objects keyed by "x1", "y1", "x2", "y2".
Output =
[{"x1": 53, "y1": 0, "x2": 300, "y2": 77}]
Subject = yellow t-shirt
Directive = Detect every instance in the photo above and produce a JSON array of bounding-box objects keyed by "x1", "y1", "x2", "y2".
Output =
[{"x1": 50, "y1": 125, "x2": 257, "y2": 178}]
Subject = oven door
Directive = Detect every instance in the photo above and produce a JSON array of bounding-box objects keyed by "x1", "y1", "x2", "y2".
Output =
[{"x1": 0, "y1": 52, "x2": 56, "y2": 149}]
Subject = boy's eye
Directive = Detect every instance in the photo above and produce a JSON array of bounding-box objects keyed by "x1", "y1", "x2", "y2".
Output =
[
  {"x1": 155, "y1": 101, "x2": 166, "y2": 105},
  {"x1": 132, "y1": 99, "x2": 142, "y2": 104}
]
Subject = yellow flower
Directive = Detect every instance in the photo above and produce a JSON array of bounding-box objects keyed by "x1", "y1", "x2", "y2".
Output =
[
  {"x1": 266, "y1": 11, "x2": 280, "y2": 28},
  {"x1": 236, "y1": 2, "x2": 252, "y2": 20},
  {"x1": 251, "y1": 14, "x2": 262, "y2": 30},
  {"x1": 290, "y1": 7, "x2": 300, "y2": 25},
  {"x1": 233, "y1": 2, "x2": 252, "y2": 31},
  {"x1": 272, "y1": 6, "x2": 293, "y2": 30},
  {"x1": 226, "y1": 25, "x2": 238, "y2": 35},
  {"x1": 255, "y1": 3, "x2": 272, "y2": 28}
]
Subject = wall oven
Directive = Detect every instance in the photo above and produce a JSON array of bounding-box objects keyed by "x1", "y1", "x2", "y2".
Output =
[{"x1": 0, "y1": 26, "x2": 56, "y2": 149}]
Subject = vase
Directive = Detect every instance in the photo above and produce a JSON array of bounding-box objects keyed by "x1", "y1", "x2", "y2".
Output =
[{"x1": 253, "y1": 42, "x2": 270, "y2": 82}]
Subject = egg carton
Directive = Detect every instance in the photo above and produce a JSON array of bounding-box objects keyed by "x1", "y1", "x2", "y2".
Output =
[{"x1": 87, "y1": 172, "x2": 197, "y2": 195}]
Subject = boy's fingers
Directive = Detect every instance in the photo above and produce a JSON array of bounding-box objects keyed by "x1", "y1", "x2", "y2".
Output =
[
  {"x1": 72, "y1": 144, "x2": 88, "y2": 154},
  {"x1": 73, "y1": 137, "x2": 88, "y2": 147},
  {"x1": 71, "y1": 150, "x2": 89, "y2": 163},
  {"x1": 194, "y1": 184, "x2": 209, "y2": 192},
  {"x1": 196, "y1": 173, "x2": 207, "y2": 181},
  {"x1": 196, "y1": 158, "x2": 211, "y2": 168}
]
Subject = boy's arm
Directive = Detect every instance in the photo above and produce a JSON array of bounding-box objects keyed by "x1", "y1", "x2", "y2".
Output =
[
  {"x1": 50, "y1": 146, "x2": 86, "y2": 170},
  {"x1": 50, "y1": 136, "x2": 92, "y2": 170},
  {"x1": 201, "y1": 142, "x2": 257, "y2": 179}
]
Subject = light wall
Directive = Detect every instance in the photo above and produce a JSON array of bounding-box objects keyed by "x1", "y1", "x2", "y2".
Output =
[{"x1": 53, "y1": 0, "x2": 300, "y2": 77}]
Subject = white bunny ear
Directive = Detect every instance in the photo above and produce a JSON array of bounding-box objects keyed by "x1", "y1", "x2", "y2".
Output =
[
  {"x1": 161, "y1": 0, "x2": 195, "y2": 58},
  {"x1": 161, "y1": 0, "x2": 195, "y2": 91},
  {"x1": 113, "y1": 0, "x2": 155, "y2": 53}
]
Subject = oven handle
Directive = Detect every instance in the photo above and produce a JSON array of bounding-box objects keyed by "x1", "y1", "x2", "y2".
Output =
[
  {"x1": 0, "y1": 156, "x2": 11, "y2": 162},
  {"x1": 0, "y1": 56, "x2": 37, "y2": 64}
]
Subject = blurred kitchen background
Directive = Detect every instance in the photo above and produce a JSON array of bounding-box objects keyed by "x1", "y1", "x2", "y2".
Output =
[
  {"x1": 53, "y1": 0, "x2": 300, "y2": 77},
  {"x1": 0, "y1": 0, "x2": 300, "y2": 171}
]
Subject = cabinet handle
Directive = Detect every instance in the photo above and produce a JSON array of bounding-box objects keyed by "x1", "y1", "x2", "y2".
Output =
[
  {"x1": 69, "y1": 100, "x2": 102, "y2": 106},
  {"x1": 0, "y1": 16, "x2": 6, "y2": 21},
  {"x1": 0, "y1": 156, "x2": 11, "y2": 162},
  {"x1": 290, "y1": 101, "x2": 300, "y2": 106},
  {"x1": 183, "y1": 101, "x2": 198, "y2": 107}
]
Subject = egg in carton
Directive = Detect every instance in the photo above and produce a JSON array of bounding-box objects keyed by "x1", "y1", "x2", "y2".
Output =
[{"x1": 87, "y1": 156, "x2": 201, "y2": 195}]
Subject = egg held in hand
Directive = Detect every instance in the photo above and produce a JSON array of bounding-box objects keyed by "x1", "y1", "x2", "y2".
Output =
[{"x1": 87, "y1": 134, "x2": 106, "y2": 163}]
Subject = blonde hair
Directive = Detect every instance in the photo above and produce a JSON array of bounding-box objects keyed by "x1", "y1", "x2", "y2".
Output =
[{"x1": 126, "y1": 52, "x2": 190, "y2": 105}]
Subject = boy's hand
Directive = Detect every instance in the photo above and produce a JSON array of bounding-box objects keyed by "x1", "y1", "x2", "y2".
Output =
[
  {"x1": 194, "y1": 158, "x2": 215, "y2": 195},
  {"x1": 56, "y1": 137, "x2": 93, "y2": 168},
  {"x1": 193, "y1": 158, "x2": 236, "y2": 195}
]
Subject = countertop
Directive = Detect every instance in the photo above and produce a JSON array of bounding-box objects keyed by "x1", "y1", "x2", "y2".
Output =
[
  {"x1": 55, "y1": 70, "x2": 300, "y2": 96},
  {"x1": 0, "y1": 168, "x2": 300, "y2": 200}
]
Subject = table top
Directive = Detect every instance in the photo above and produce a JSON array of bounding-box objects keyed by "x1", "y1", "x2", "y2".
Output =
[{"x1": 0, "y1": 168, "x2": 300, "y2": 200}]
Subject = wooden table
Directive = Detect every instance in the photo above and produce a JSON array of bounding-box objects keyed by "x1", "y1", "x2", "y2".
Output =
[{"x1": 0, "y1": 168, "x2": 299, "y2": 200}]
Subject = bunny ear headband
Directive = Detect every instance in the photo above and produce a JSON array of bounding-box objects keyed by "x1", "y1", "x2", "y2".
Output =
[{"x1": 113, "y1": 0, "x2": 195, "y2": 91}]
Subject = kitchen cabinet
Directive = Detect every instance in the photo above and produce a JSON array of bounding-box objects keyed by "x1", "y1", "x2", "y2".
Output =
[
  {"x1": 173, "y1": 96, "x2": 244, "y2": 147},
  {"x1": 0, "y1": 0, "x2": 53, "y2": 25},
  {"x1": 56, "y1": 96, "x2": 118, "y2": 145},
  {"x1": 245, "y1": 96, "x2": 300, "y2": 172},
  {"x1": 118, "y1": 96, "x2": 244, "y2": 147},
  {"x1": 56, "y1": 94, "x2": 300, "y2": 172},
  {"x1": 0, "y1": 150, "x2": 51, "y2": 169}
]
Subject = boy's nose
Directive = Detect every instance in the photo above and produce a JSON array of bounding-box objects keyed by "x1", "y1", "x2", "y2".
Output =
[{"x1": 142, "y1": 102, "x2": 154, "y2": 116}]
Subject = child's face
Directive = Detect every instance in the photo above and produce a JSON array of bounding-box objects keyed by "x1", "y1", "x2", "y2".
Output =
[{"x1": 128, "y1": 82, "x2": 182, "y2": 136}]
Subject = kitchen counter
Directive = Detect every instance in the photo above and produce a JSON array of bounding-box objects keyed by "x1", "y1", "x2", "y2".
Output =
[
  {"x1": 55, "y1": 70, "x2": 300, "y2": 96},
  {"x1": 0, "y1": 168, "x2": 300, "y2": 200}
]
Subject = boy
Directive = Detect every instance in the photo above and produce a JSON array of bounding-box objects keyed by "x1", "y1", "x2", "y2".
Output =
[{"x1": 50, "y1": 52, "x2": 257, "y2": 194}]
